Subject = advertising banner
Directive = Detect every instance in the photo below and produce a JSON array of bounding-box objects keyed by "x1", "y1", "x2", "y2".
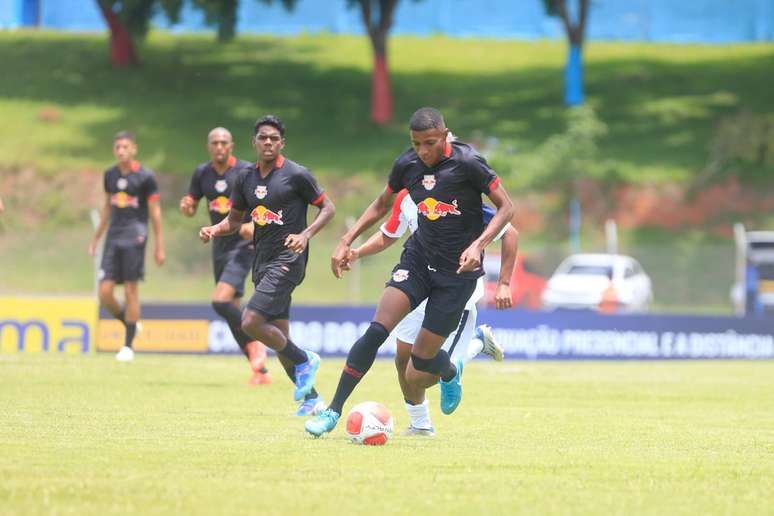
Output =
[
  {"x1": 0, "y1": 297, "x2": 97, "y2": 354},
  {"x1": 96, "y1": 304, "x2": 774, "y2": 359}
]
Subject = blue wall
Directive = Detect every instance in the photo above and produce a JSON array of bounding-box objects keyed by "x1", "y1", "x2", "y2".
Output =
[{"x1": 2, "y1": 0, "x2": 773, "y2": 42}]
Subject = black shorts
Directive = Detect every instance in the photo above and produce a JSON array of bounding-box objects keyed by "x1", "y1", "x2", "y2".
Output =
[
  {"x1": 100, "y1": 241, "x2": 146, "y2": 284},
  {"x1": 386, "y1": 247, "x2": 478, "y2": 337},
  {"x1": 246, "y1": 252, "x2": 306, "y2": 321},
  {"x1": 213, "y1": 244, "x2": 254, "y2": 298}
]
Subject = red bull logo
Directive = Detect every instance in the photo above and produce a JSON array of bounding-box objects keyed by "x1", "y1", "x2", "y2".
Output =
[
  {"x1": 110, "y1": 192, "x2": 139, "y2": 209},
  {"x1": 208, "y1": 196, "x2": 232, "y2": 215},
  {"x1": 416, "y1": 197, "x2": 461, "y2": 221},
  {"x1": 251, "y1": 205, "x2": 284, "y2": 226}
]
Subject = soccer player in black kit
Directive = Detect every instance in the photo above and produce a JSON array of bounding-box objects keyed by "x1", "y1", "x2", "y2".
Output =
[
  {"x1": 180, "y1": 127, "x2": 272, "y2": 386},
  {"x1": 199, "y1": 116, "x2": 335, "y2": 415},
  {"x1": 305, "y1": 107, "x2": 514, "y2": 437},
  {"x1": 89, "y1": 131, "x2": 166, "y2": 362}
]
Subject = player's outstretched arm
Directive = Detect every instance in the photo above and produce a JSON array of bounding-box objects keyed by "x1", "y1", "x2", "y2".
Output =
[
  {"x1": 495, "y1": 225, "x2": 519, "y2": 309},
  {"x1": 351, "y1": 231, "x2": 398, "y2": 262},
  {"x1": 458, "y1": 184, "x2": 514, "y2": 273},
  {"x1": 88, "y1": 194, "x2": 111, "y2": 256},
  {"x1": 200, "y1": 208, "x2": 245, "y2": 243},
  {"x1": 285, "y1": 196, "x2": 335, "y2": 254},
  {"x1": 331, "y1": 187, "x2": 395, "y2": 278},
  {"x1": 149, "y1": 199, "x2": 165, "y2": 266}
]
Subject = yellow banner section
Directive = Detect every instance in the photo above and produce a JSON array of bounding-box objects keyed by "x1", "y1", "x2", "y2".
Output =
[
  {"x1": 0, "y1": 297, "x2": 97, "y2": 354},
  {"x1": 97, "y1": 320, "x2": 209, "y2": 353}
]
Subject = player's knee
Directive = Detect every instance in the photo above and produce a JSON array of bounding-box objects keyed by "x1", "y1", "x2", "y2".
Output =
[
  {"x1": 359, "y1": 322, "x2": 389, "y2": 353},
  {"x1": 410, "y1": 353, "x2": 434, "y2": 374}
]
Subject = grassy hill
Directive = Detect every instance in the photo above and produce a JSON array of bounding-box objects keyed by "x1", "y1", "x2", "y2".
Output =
[{"x1": 0, "y1": 31, "x2": 772, "y2": 309}]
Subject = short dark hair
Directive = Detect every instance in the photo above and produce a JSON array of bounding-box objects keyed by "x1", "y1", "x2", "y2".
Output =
[
  {"x1": 113, "y1": 130, "x2": 135, "y2": 143},
  {"x1": 254, "y1": 115, "x2": 285, "y2": 137},
  {"x1": 409, "y1": 107, "x2": 445, "y2": 131}
]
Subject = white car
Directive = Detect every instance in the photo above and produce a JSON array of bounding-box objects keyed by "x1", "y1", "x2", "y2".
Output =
[{"x1": 542, "y1": 254, "x2": 653, "y2": 312}]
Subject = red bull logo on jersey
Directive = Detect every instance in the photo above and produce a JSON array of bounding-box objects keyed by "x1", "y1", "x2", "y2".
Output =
[
  {"x1": 110, "y1": 192, "x2": 139, "y2": 209},
  {"x1": 208, "y1": 196, "x2": 232, "y2": 215},
  {"x1": 251, "y1": 205, "x2": 284, "y2": 226},
  {"x1": 416, "y1": 197, "x2": 461, "y2": 221}
]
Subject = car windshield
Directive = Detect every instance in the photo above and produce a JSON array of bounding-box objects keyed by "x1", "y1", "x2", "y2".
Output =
[{"x1": 566, "y1": 265, "x2": 613, "y2": 277}]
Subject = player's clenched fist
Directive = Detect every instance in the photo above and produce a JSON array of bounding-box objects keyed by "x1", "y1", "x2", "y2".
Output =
[
  {"x1": 457, "y1": 244, "x2": 482, "y2": 274},
  {"x1": 199, "y1": 225, "x2": 216, "y2": 243},
  {"x1": 179, "y1": 195, "x2": 196, "y2": 216},
  {"x1": 331, "y1": 241, "x2": 351, "y2": 279}
]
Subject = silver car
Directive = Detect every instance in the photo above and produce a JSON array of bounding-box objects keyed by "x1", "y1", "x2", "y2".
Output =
[{"x1": 542, "y1": 253, "x2": 653, "y2": 312}]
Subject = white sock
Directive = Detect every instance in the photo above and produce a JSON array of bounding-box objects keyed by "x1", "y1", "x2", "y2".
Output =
[
  {"x1": 405, "y1": 399, "x2": 432, "y2": 430},
  {"x1": 464, "y1": 337, "x2": 484, "y2": 363}
]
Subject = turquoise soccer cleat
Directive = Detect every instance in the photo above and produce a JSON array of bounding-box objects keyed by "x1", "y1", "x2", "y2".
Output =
[
  {"x1": 295, "y1": 395, "x2": 326, "y2": 417},
  {"x1": 439, "y1": 358, "x2": 464, "y2": 415},
  {"x1": 305, "y1": 409, "x2": 340, "y2": 437},
  {"x1": 293, "y1": 351, "x2": 321, "y2": 401}
]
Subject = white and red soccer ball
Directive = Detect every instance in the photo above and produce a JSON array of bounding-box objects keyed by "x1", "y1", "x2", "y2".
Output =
[{"x1": 345, "y1": 401, "x2": 393, "y2": 445}]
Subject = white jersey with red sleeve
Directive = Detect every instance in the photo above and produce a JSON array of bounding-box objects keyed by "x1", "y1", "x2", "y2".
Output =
[{"x1": 380, "y1": 189, "x2": 417, "y2": 239}]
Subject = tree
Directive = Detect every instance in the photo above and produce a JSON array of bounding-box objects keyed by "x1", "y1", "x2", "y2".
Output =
[
  {"x1": 543, "y1": 0, "x2": 590, "y2": 106},
  {"x1": 192, "y1": 0, "x2": 297, "y2": 43},
  {"x1": 97, "y1": 0, "x2": 296, "y2": 67},
  {"x1": 347, "y1": 0, "x2": 404, "y2": 125},
  {"x1": 96, "y1": 0, "x2": 182, "y2": 67}
]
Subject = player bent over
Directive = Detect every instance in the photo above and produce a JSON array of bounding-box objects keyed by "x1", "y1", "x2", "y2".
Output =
[
  {"x1": 180, "y1": 127, "x2": 271, "y2": 385},
  {"x1": 89, "y1": 131, "x2": 165, "y2": 362},
  {"x1": 347, "y1": 190, "x2": 518, "y2": 436},
  {"x1": 199, "y1": 116, "x2": 335, "y2": 415},
  {"x1": 306, "y1": 107, "x2": 514, "y2": 436}
]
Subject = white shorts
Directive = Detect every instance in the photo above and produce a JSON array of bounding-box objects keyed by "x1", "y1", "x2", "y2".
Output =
[{"x1": 392, "y1": 299, "x2": 478, "y2": 361}]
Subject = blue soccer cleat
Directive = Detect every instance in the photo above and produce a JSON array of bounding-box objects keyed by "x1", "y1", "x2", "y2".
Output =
[
  {"x1": 293, "y1": 351, "x2": 321, "y2": 401},
  {"x1": 295, "y1": 395, "x2": 326, "y2": 417},
  {"x1": 439, "y1": 358, "x2": 464, "y2": 415},
  {"x1": 305, "y1": 409, "x2": 340, "y2": 437}
]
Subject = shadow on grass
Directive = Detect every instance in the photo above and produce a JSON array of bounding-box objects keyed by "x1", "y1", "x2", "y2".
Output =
[{"x1": 3, "y1": 32, "x2": 773, "y2": 185}]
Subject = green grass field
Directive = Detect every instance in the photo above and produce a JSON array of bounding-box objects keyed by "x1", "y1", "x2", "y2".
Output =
[{"x1": 1, "y1": 354, "x2": 772, "y2": 515}]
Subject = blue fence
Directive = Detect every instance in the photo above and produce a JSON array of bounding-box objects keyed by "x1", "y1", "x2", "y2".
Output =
[
  {"x1": 2, "y1": 0, "x2": 772, "y2": 42},
  {"x1": 101, "y1": 304, "x2": 774, "y2": 359}
]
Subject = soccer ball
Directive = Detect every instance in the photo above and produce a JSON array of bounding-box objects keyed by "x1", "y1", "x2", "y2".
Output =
[{"x1": 345, "y1": 401, "x2": 393, "y2": 445}]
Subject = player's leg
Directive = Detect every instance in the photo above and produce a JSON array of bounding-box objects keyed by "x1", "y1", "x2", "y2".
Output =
[
  {"x1": 409, "y1": 275, "x2": 477, "y2": 414},
  {"x1": 305, "y1": 286, "x2": 415, "y2": 437},
  {"x1": 270, "y1": 319, "x2": 325, "y2": 415},
  {"x1": 392, "y1": 304, "x2": 436, "y2": 436},
  {"x1": 98, "y1": 280, "x2": 123, "y2": 321},
  {"x1": 395, "y1": 340, "x2": 435, "y2": 436},
  {"x1": 242, "y1": 264, "x2": 320, "y2": 400},
  {"x1": 305, "y1": 252, "x2": 430, "y2": 437},
  {"x1": 211, "y1": 280, "x2": 270, "y2": 384},
  {"x1": 98, "y1": 243, "x2": 125, "y2": 323},
  {"x1": 115, "y1": 244, "x2": 144, "y2": 362},
  {"x1": 115, "y1": 280, "x2": 140, "y2": 361}
]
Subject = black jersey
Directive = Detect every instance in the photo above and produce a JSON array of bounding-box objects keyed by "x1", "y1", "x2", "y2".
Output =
[
  {"x1": 187, "y1": 155, "x2": 253, "y2": 257},
  {"x1": 387, "y1": 140, "x2": 500, "y2": 279},
  {"x1": 230, "y1": 155, "x2": 326, "y2": 263},
  {"x1": 104, "y1": 161, "x2": 160, "y2": 246}
]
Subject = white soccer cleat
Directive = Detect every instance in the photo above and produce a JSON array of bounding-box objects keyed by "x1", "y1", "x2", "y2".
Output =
[
  {"x1": 400, "y1": 426, "x2": 436, "y2": 437},
  {"x1": 115, "y1": 346, "x2": 135, "y2": 362},
  {"x1": 476, "y1": 324, "x2": 504, "y2": 361}
]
